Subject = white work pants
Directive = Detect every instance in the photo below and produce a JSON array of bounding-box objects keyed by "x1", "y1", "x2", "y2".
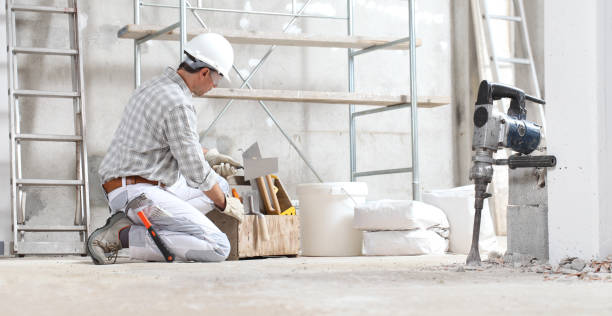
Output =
[{"x1": 107, "y1": 175, "x2": 231, "y2": 262}]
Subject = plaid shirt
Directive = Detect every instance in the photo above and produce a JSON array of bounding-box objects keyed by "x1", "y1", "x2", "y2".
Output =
[{"x1": 99, "y1": 67, "x2": 217, "y2": 191}]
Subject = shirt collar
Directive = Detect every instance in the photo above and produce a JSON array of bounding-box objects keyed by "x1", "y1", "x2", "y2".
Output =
[{"x1": 164, "y1": 67, "x2": 191, "y2": 96}]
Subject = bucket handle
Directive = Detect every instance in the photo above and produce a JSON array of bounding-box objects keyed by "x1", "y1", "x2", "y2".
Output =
[{"x1": 330, "y1": 187, "x2": 358, "y2": 205}]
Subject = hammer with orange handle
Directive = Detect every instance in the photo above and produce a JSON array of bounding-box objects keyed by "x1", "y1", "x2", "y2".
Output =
[{"x1": 137, "y1": 210, "x2": 174, "y2": 262}]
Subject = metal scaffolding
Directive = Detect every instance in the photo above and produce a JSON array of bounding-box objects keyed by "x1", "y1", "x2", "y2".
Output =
[{"x1": 130, "y1": 0, "x2": 422, "y2": 199}]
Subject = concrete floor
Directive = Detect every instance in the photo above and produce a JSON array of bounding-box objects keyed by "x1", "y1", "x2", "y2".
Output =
[{"x1": 1, "y1": 255, "x2": 611, "y2": 315}]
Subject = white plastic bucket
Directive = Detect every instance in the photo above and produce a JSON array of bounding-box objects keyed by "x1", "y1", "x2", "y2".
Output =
[{"x1": 297, "y1": 182, "x2": 368, "y2": 256}]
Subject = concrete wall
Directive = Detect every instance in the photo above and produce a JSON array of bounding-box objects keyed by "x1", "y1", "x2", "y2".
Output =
[
  {"x1": 0, "y1": 0, "x2": 454, "y2": 253},
  {"x1": 545, "y1": 0, "x2": 612, "y2": 264}
]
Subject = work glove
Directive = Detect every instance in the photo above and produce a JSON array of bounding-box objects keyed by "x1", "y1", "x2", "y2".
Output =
[
  {"x1": 205, "y1": 148, "x2": 243, "y2": 168},
  {"x1": 213, "y1": 162, "x2": 238, "y2": 178},
  {"x1": 221, "y1": 194, "x2": 244, "y2": 223}
]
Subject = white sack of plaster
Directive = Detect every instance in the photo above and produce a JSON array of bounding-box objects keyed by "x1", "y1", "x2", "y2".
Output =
[
  {"x1": 362, "y1": 230, "x2": 448, "y2": 256},
  {"x1": 354, "y1": 200, "x2": 449, "y2": 232},
  {"x1": 423, "y1": 185, "x2": 499, "y2": 255}
]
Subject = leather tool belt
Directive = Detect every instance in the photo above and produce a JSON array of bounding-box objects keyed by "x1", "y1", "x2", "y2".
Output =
[{"x1": 102, "y1": 176, "x2": 164, "y2": 194}]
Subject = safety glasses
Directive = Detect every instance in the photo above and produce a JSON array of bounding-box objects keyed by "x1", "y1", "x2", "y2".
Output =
[{"x1": 209, "y1": 70, "x2": 223, "y2": 86}]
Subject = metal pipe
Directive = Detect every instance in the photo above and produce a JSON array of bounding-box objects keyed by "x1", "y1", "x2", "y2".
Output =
[
  {"x1": 351, "y1": 103, "x2": 410, "y2": 118},
  {"x1": 347, "y1": 0, "x2": 356, "y2": 182},
  {"x1": 201, "y1": 0, "x2": 314, "y2": 138},
  {"x1": 354, "y1": 167, "x2": 413, "y2": 178},
  {"x1": 185, "y1": 0, "x2": 208, "y2": 30},
  {"x1": 257, "y1": 100, "x2": 324, "y2": 182},
  {"x1": 6, "y1": 0, "x2": 19, "y2": 252},
  {"x1": 409, "y1": 0, "x2": 421, "y2": 200},
  {"x1": 74, "y1": 0, "x2": 91, "y2": 237},
  {"x1": 141, "y1": 2, "x2": 348, "y2": 20},
  {"x1": 134, "y1": 0, "x2": 141, "y2": 87},
  {"x1": 68, "y1": 0, "x2": 83, "y2": 226},
  {"x1": 136, "y1": 22, "x2": 180, "y2": 44},
  {"x1": 350, "y1": 36, "x2": 412, "y2": 57},
  {"x1": 179, "y1": 0, "x2": 187, "y2": 63}
]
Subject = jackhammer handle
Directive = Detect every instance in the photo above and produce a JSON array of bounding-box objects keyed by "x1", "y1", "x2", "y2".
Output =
[
  {"x1": 508, "y1": 155, "x2": 557, "y2": 169},
  {"x1": 525, "y1": 94, "x2": 545, "y2": 105}
]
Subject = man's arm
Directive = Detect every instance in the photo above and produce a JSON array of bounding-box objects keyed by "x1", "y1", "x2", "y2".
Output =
[
  {"x1": 204, "y1": 183, "x2": 226, "y2": 209},
  {"x1": 164, "y1": 105, "x2": 243, "y2": 221},
  {"x1": 164, "y1": 105, "x2": 218, "y2": 192}
]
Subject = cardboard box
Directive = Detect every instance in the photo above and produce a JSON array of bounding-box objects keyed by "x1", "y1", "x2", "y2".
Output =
[{"x1": 206, "y1": 211, "x2": 300, "y2": 260}]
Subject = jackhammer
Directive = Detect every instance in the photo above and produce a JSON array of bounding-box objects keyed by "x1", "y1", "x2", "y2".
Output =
[{"x1": 467, "y1": 80, "x2": 557, "y2": 265}]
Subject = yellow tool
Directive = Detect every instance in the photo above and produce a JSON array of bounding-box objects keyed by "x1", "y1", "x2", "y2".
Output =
[{"x1": 280, "y1": 207, "x2": 296, "y2": 216}]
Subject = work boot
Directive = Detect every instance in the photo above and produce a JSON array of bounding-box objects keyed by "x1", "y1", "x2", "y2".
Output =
[{"x1": 87, "y1": 212, "x2": 132, "y2": 265}]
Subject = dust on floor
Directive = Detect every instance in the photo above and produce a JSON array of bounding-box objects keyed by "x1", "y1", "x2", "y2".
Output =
[{"x1": 0, "y1": 254, "x2": 611, "y2": 315}]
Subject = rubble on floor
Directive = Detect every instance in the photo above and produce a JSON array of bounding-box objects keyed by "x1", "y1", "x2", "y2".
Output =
[
  {"x1": 544, "y1": 257, "x2": 612, "y2": 281},
  {"x1": 423, "y1": 253, "x2": 612, "y2": 282}
]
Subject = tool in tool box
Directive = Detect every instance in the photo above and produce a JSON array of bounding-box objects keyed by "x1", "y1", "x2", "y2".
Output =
[
  {"x1": 280, "y1": 207, "x2": 296, "y2": 216},
  {"x1": 231, "y1": 188, "x2": 241, "y2": 202},
  {"x1": 266, "y1": 175, "x2": 282, "y2": 214},
  {"x1": 249, "y1": 195, "x2": 269, "y2": 242},
  {"x1": 467, "y1": 80, "x2": 557, "y2": 265}
]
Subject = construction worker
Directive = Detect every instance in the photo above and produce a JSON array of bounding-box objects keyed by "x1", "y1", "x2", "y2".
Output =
[{"x1": 88, "y1": 33, "x2": 244, "y2": 264}]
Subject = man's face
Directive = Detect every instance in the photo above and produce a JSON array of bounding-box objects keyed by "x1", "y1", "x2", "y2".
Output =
[{"x1": 193, "y1": 68, "x2": 222, "y2": 96}]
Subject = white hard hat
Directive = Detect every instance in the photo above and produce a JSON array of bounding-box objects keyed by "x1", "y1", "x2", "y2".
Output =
[{"x1": 184, "y1": 33, "x2": 234, "y2": 82}]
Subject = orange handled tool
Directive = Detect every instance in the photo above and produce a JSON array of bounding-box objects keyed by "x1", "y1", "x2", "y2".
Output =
[{"x1": 137, "y1": 210, "x2": 174, "y2": 262}]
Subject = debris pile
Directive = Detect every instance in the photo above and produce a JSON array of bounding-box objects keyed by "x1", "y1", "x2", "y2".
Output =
[
  {"x1": 428, "y1": 254, "x2": 612, "y2": 281},
  {"x1": 542, "y1": 257, "x2": 612, "y2": 281}
]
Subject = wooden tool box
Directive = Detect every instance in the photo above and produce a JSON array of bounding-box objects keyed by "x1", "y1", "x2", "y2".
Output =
[
  {"x1": 206, "y1": 211, "x2": 299, "y2": 260},
  {"x1": 206, "y1": 175, "x2": 300, "y2": 260}
]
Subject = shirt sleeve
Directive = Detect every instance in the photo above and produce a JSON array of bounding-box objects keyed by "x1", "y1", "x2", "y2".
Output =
[{"x1": 163, "y1": 105, "x2": 217, "y2": 191}]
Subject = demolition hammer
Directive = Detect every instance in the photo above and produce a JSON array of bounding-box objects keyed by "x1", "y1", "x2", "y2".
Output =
[{"x1": 467, "y1": 80, "x2": 557, "y2": 265}]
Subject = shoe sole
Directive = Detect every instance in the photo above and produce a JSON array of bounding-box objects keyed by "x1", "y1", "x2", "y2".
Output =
[{"x1": 87, "y1": 212, "x2": 127, "y2": 265}]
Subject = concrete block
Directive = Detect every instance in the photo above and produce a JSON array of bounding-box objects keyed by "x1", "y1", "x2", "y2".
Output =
[
  {"x1": 508, "y1": 167, "x2": 548, "y2": 206},
  {"x1": 507, "y1": 205, "x2": 549, "y2": 260}
]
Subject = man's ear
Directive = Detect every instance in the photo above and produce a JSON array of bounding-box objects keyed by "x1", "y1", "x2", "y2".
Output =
[{"x1": 200, "y1": 68, "x2": 209, "y2": 79}]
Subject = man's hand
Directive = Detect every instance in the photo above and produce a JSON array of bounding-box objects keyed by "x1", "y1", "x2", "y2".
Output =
[
  {"x1": 221, "y1": 195, "x2": 244, "y2": 222},
  {"x1": 205, "y1": 148, "x2": 242, "y2": 168},
  {"x1": 212, "y1": 163, "x2": 238, "y2": 178}
]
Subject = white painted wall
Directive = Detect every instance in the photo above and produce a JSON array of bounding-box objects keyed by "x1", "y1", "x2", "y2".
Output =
[{"x1": 545, "y1": 0, "x2": 612, "y2": 264}]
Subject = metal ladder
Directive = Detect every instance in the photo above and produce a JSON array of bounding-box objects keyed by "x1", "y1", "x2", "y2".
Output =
[
  {"x1": 6, "y1": 0, "x2": 90, "y2": 255},
  {"x1": 471, "y1": 0, "x2": 546, "y2": 131}
]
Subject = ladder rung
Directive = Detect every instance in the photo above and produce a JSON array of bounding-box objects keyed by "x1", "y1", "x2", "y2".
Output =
[
  {"x1": 16, "y1": 179, "x2": 84, "y2": 186},
  {"x1": 353, "y1": 167, "x2": 413, "y2": 178},
  {"x1": 11, "y1": 4, "x2": 76, "y2": 14},
  {"x1": 12, "y1": 47, "x2": 78, "y2": 56},
  {"x1": 485, "y1": 14, "x2": 522, "y2": 22},
  {"x1": 493, "y1": 57, "x2": 531, "y2": 65},
  {"x1": 13, "y1": 90, "x2": 80, "y2": 98},
  {"x1": 15, "y1": 133, "x2": 83, "y2": 142},
  {"x1": 17, "y1": 225, "x2": 86, "y2": 232},
  {"x1": 15, "y1": 241, "x2": 85, "y2": 255}
]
